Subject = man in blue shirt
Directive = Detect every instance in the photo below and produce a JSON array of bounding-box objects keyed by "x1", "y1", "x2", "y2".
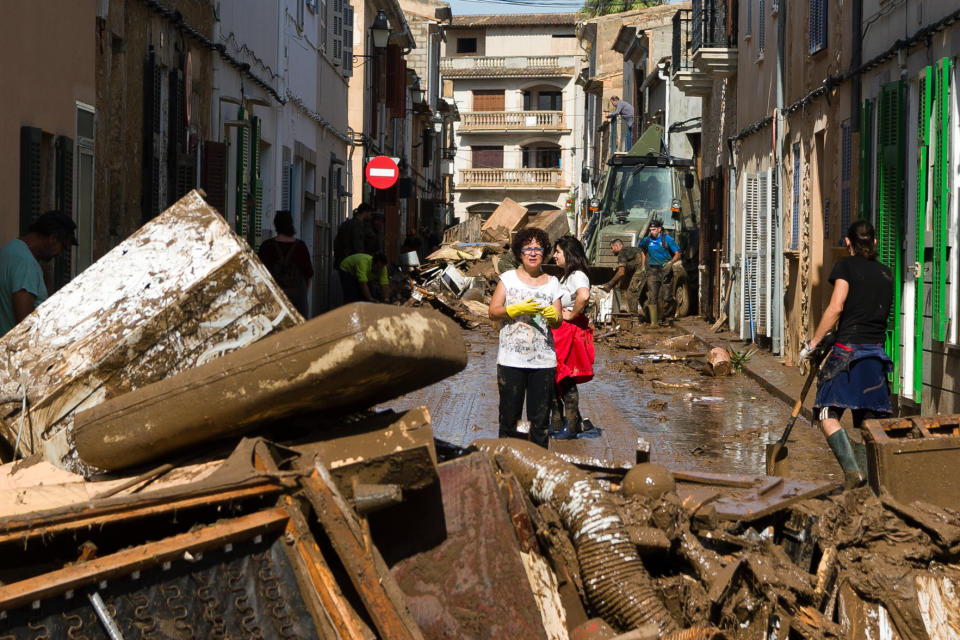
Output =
[
  {"x1": 637, "y1": 218, "x2": 680, "y2": 325},
  {"x1": 0, "y1": 210, "x2": 77, "y2": 336}
]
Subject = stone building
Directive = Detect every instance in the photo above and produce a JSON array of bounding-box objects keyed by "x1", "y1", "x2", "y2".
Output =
[{"x1": 442, "y1": 13, "x2": 584, "y2": 222}]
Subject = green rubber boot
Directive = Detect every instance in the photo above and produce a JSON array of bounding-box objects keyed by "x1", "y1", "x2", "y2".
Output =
[
  {"x1": 826, "y1": 429, "x2": 867, "y2": 490},
  {"x1": 647, "y1": 303, "x2": 659, "y2": 327}
]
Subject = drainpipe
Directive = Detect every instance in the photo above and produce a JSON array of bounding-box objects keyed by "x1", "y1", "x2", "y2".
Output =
[
  {"x1": 658, "y1": 62, "x2": 670, "y2": 154},
  {"x1": 773, "y1": 0, "x2": 786, "y2": 354}
]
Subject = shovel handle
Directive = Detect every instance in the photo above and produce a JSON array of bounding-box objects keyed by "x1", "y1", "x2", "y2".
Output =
[{"x1": 777, "y1": 363, "x2": 820, "y2": 446}]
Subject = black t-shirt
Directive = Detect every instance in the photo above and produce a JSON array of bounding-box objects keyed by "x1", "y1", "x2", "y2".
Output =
[
  {"x1": 617, "y1": 246, "x2": 641, "y2": 267},
  {"x1": 829, "y1": 255, "x2": 893, "y2": 344}
]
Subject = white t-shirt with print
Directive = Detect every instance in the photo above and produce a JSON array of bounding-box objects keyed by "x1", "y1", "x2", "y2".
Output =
[
  {"x1": 497, "y1": 269, "x2": 562, "y2": 369},
  {"x1": 558, "y1": 270, "x2": 590, "y2": 311}
]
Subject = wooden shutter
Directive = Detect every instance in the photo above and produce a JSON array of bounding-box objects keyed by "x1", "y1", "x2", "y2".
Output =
[
  {"x1": 875, "y1": 81, "x2": 905, "y2": 393},
  {"x1": 235, "y1": 106, "x2": 249, "y2": 239},
  {"x1": 913, "y1": 66, "x2": 932, "y2": 397},
  {"x1": 472, "y1": 146, "x2": 503, "y2": 169},
  {"x1": 201, "y1": 141, "x2": 228, "y2": 216},
  {"x1": 841, "y1": 122, "x2": 852, "y2": 234},
  {"x1": 791, "y1": 144, "x2": 800, "y2": 249},
  {"x1": 932, "y1": 58, "x2": 951, "y2": 341},
  {"x1": 251, "y1": 116, "x2": 263, "y2": 249},
  {"x1": 54, "y1": 135, "x2": 74, "y2": 292},
  {"x1": 142, "y1": 50, "x2": 163, "y2": 223},
  {"x1": 341, "y1": 3, "x2": 354, "y2": 77},
  {"x1": 858, "y1": 99, "x2": 873, "y2": 220},
  {"x1": 331, "y1": 0, "x2": 343, "y2": 66},
  {"x1": 19, "y1": 126, "x2": 43, "y2": 235},
  {"x1": 758, "y1": 0, "x2": 765, "y2": 52},
  {"x1": 473, "y1": 90, "x2": 505, "y2": 112}
]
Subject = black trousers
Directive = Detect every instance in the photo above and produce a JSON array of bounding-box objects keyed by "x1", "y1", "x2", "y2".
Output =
[
  {"x1": 497, "y1": 365, "x2": 555, "y2": 448},
  {"x1": 551, "y1": 378, "x2": 582, "y2": 433}
]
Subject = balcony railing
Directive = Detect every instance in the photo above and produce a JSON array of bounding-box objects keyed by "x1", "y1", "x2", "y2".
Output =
[
  {"x1": 672, "y1": 8, "x2": 713, "y2": 96},
  {"x1": 459, "y1": 111, "x2": 567, "y2": 132},
  {"x1": 692, "y1": 0, "x2": 738, "y2": 77},
  {"x1": 692, "y1": 0, "x2": 737, "y2": 51},
  {"x1": 439, "y1": 55, "x2": 579, "y2": 75},
  {"x1": 458, "y1": 168, "x2": 564, "y2": 189},
  {"x1": 672, "y1": 9, "x2": 695, "y2": 73}
]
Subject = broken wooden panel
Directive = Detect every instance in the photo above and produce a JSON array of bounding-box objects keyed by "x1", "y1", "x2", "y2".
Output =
[
  {"x1": 301, "y1": 464, "x2": 426, "y2": 640},
  {"x1": 0, "y1": 190, "x2": 301, "y2": 469},
  {"x1": 481, "y1": 197, "x2": 529, "y2": 242},
  {"x1": 391, "y1": 452, "x2": 551, "y2": 640},
  {"x1": 74, "y1": 305, "x2": 467, "y2": 470},
  {"x1": 526, "y1": 209, "x2": 569, "y2": 245}
]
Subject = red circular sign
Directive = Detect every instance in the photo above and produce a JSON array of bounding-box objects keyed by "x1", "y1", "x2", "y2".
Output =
[{"x1": 365, "y1": 155, "x2": 399, "y2": 190}]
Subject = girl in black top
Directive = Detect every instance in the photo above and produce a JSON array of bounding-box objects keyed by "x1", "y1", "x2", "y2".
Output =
[{"x1": 802, "y1": 220, "x2": 894, "y2": 489}]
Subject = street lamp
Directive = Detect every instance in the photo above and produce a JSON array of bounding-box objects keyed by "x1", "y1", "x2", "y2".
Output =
[
  {"x1": 410, "y1": 79, "x2": 424, "y2": 105},
  {"x1": 431, "y1": 114, "x2": 444, "y2": 133},
  {"x1": 371, "y1": 9, "x2": 390, "y2": 49}
]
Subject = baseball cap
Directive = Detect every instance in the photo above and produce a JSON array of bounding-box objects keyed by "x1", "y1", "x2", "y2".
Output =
[{"x1": 31, "y1": 211, "x2": 79, "y2": 245}]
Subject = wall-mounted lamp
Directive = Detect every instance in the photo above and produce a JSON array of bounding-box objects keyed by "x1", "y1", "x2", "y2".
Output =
[
  {"x1": 371, "y1": 9, "x2": 390, "y2": 49},
  {"x1": 431, "y1": 114, "x2": 444, "y2": 133},
  {"x1": 410, "y1": 79, "x2": 424, "y2": 105}
]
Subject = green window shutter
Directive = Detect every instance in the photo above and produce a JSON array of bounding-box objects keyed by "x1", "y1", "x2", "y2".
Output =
[
  {"x1": 251, "y1": 116, "x2": 263, "y2": 249},
  {"x1": 914, "y1": 67, "x2": 933, "y2": 397},
  {"x1": 235, "y1": 106, "x2": 249, "y2": 240},
  {"x1": 858, "y1": 99, "x2": 874, "y2": 221},
  {"x1": 54, "y1": 135, "x2": 74, "y2": 293},
  {"x1": 876, "y1": 81, "x2": 905, "y2": 393},
  {"x1": 932, "y1": 58, "x2": 951, "y2": 341}
]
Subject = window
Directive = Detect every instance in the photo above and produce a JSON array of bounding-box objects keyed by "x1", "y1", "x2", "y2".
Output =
[
  {"x1": 296, "y1": 0, "x2": 305, "y2": 27},
  {"x1": 522, "y1": 146, "x2": 561, "y2": 169},
  {"x1": 472, "y1": 89, "x2": 504, "y2": 112},
  {"x1": 538, "y1": 91, "x2": 562, "y2": 111},
  {"x1": 745, "y1": 0, "x2": 752, "y2": 39},
  {"x1": 457, "y1": 38, "x2": 477, "y2": 54},
  {"x1": 809, "y1": 0, "x2": 828, "y2": 55}
]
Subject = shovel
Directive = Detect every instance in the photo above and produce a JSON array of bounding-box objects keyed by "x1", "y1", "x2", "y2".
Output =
[{"x1": 764, "y1": 336, "x2": 834, "y2": 476}]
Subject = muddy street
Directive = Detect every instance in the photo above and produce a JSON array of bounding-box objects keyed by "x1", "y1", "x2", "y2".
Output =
[{"x1": 384, "y1": 319, "x2": 841, "y2": 484}]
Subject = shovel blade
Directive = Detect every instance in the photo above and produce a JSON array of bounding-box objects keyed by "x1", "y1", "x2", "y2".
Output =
[{"x1": 765, "y1": 442, "x2": 789, "y2": 476}]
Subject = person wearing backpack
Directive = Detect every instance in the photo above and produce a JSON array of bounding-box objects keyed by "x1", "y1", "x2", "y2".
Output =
[{"x1": 258, "y1": 210, "x2": 314, "y2": 317}]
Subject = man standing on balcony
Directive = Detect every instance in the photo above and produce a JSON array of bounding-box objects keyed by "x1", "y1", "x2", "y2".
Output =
[{"x1": 607, "y1": 96, "x2": 635, "y2": 150}]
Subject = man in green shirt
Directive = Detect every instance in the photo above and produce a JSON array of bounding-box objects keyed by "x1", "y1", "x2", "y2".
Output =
[
  {"x1": 339, "y1": 252, "x2": 390, "y2": 303},
  {"x1": 601, "y1": 238, "x2": 644, "y2": 317},
  {"x1": 0, "y1": 210, "x2": 78, "y2": 337}
]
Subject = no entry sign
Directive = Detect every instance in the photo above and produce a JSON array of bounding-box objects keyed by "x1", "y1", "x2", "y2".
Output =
[{"x1": 365, "y1": 155, "x2": 399, "y2": 190}]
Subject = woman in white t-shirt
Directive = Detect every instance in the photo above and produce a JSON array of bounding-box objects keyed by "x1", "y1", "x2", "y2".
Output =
[
  {"x1": 549, "y1": 236, "x2": 596, "y2": 439},
  {"x1": 488, "y1": 227, "x2": 562, "y2": 447}
]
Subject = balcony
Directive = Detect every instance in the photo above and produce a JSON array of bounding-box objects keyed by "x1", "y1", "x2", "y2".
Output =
[
  {"x1": 439, "y1": 55, "x2": 578, "y2": 78},
  {"x1": 692, "y1": 0, "x2": 738, "y2": 77},
  {"x1": 457, "y1": 168, "x2": 564, "y2": 190},
  {"x1": 458, "y1": 111, "x2": 568, "y2": 133},
  {"x1": 672, "y1": 9, "x2": 713, "y2": 97}
]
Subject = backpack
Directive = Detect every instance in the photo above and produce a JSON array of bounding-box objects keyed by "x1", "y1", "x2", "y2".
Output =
[{"x1": 270, "y1": 241, "x2": 303, "y2": 294}]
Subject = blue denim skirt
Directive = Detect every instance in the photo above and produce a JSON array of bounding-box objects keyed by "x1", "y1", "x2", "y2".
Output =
[{"x1": 814, "y1": 344, "x2": 893, "y2": 413}]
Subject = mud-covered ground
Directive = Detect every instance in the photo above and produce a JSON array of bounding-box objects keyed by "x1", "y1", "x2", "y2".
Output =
[{"x1": 384, "y1": 321, "x2": 841, "y2": 484}]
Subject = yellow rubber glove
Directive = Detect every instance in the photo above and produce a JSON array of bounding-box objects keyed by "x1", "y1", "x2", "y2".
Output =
[
  {"x1": 506, "y1": 297, "x2": 543, "y2": 319},
  {"x1": 539, "y1": 303, "x2": 560, "y2": 327}
]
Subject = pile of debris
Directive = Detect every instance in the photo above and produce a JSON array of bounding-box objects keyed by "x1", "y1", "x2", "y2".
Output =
[
  {"x1": 402, "y1": 197, "x2": 570, "y2": 328},
  {"x1": 1, "y1": 192, "x2": 958, "y2": 639}
]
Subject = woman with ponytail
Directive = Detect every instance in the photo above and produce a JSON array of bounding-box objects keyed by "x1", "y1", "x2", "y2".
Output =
[{"x1": 800, "y1": 220, "x2": 894, "y2": 489}]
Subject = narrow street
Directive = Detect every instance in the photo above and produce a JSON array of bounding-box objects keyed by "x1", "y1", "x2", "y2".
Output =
[{"x1": 385, "y1": 318, "x2": 841, "y2": 484}]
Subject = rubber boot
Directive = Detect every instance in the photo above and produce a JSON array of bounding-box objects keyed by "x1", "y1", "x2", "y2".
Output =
[
  {"x1": 647, "y1": 303, "x2": 659, "y2": 327},
  {"x1": 826, "y1": 430, "x2": 867, "y2": 490},
  {"x1": 550, "y1": 417, "x2": 577, "y2": 440}
]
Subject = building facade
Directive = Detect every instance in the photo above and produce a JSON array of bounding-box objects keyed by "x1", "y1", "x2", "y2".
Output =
[
  {"x1": 442, "y1": 14, "x2": 584, "y2": 222},
  {"x1": 3, "y1": 1, "x2": 97, "y2": 292}
]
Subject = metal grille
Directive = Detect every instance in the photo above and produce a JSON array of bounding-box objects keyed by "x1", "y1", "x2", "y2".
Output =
[
  {"x1": 791, "y1": 144, "x2": 800, "y2": 250},
  {"x1": 809, "y1": 0, "x2": 827, "y2": 54}
]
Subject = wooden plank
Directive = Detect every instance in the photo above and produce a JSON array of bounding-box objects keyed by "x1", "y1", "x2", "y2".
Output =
[
  {"x1": 0, "y1": 507, "x2": 289, "y2": 611},
  {"x1": 677, "y1": 479, "x2": 839, "y2": 522},
  {"x1": 0, "y1": 482, "x2": 284, "y2": 546},
  {"x1": 671, "y1": 469, "x2": 761, "y2": 488},
  {"x1": 301, "y1": 464, "x2": 425, "y2": 640},
  {"x1": 281, "y1": 497, "x2": 374, "y2": 640}
]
